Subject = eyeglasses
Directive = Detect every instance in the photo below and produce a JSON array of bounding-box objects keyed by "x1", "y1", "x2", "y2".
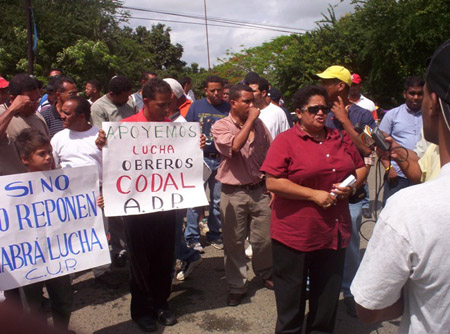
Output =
[{"x1": 301, "y1": 105, "x2": 331, "y2": 114}]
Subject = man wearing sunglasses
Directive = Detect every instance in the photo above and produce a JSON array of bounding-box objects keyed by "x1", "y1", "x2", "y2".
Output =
[{"x1": 317, "y1": 65, "x2": 376, "y2": 318}]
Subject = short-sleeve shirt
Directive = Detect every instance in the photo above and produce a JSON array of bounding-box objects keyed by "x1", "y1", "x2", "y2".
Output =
[
  {"x1": 185, "y1": 98, "x2": 230, "y2": 155},
  {"x1": 212, "y1": 114, "x2": 272, "y2": 185},
  {"x1": 326, "y1": 103, "x2": 376, "y2": 132},
  {"x1": 351, "y1": 163, "x2": 450, "y2": 334},
  {"x1": 91, "y1": 94, "x2": 137, "y2": 128},
  {"x1": 260, "y1": 124, "x2": 364, "y2": 252},
  {"x1": 40, "y1": 105, "x2": 64, "y2": 138},
  {"x1": 0, "y1": 104, "x2": 49, "y2": 175},
  {"x1": 379, "y1": 103, "x2": 422, "y2": 178}
]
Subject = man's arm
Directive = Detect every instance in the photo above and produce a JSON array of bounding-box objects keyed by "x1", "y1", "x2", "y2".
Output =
[
  {"x1": 0, "y1": 96, "x2": 33, "y2": 138},
  {"x1": 356, "y1": 296, "x2": 403, "y2": 323},
  {"x1": 231, "y1": 107, "x2": 260, "y2": 153},
  {"x1": 332, "y1": 97, "x2": 372, "y2": 156},
  {"x1": 378, "y1": 137, "x2": 422, "y2": 183}
]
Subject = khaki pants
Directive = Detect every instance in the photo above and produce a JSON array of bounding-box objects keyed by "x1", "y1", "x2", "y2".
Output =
[{"x1": 221, "y1": 184, "x2": 272, "y2": 294}]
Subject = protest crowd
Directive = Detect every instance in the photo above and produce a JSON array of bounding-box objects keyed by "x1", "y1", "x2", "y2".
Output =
[{"x1": 1, "y1": 37, "x2": 450, "y2": 334}]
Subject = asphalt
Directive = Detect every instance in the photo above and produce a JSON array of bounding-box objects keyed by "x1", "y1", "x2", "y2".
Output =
[{"x1": 67, "y1": 165, "x2": 400, "y2": 334}]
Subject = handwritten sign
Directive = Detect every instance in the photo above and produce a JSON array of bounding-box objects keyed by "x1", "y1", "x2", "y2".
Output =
[
  {"x1": 0, "y1": 166, "x2": 110, "y2": 290},
  {"x1": 102, "y1": 122, "x2": 208, "y2": 217}
]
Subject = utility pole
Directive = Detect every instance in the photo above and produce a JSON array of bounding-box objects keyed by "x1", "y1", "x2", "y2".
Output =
[
  {"x1": 203, "y1": 0, "x2": 211, "y2": 70},
  {"x1": 25, "y1": 0, "x2": 34, "y2": 74}
]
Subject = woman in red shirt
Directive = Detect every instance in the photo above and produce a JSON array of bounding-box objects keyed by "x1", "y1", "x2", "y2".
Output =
[{"x1": 261, "y1": 85, "x2": 365, "y2": 334}]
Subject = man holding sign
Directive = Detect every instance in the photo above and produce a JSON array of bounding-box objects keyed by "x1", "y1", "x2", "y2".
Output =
[{"x1": 97, "y1": 78, "x2": 206, "y2": 332}]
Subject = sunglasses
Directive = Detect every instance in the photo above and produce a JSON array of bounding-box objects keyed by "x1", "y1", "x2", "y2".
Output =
[{"x1": 301, "y1": 105, "x2": 331, "y2": 114}]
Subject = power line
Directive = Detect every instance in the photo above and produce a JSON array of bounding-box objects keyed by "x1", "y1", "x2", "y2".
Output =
[
  {"x1": 121, "y1": 5, "x2": 306, "y2": 34},
  {"x1": 119, "y1": 16, "x2": 303, "y2": 34}
]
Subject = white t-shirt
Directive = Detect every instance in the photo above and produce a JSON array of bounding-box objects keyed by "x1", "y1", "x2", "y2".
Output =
[
  {"x1": 351, "y1": 162, "x2": 450, "y2": 334},
  {"x1": 356, "y1": 94, "x2": 376, "y2": 112},
  {"x1": 258, "y1": 103, "x2": 289, "y2": 139},
  {"x1": 51, "y1": 126, "x2": 102, "y2": 181}
]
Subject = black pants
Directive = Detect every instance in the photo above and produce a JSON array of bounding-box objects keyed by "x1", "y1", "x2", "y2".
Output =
[
  {"x1": 124, "y1": 210, "x2": 176, "y2": 320},
  {"x1": 272, "y1": 239, "x2": 346, "y2": 334}
]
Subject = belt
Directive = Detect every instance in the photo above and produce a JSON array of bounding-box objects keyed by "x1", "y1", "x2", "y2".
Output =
[
  {"x1": 205, "y1": 152, "x2": 220, "y2": 159},
  {"x1": 224, "y1": 180, "x2": 265, "y2": 191}
]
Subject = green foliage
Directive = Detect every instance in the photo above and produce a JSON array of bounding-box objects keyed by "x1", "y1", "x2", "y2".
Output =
[
  {"x1": 213, "y1": 0, "x2": 450, "y2": 109},
  {"x1": 0, "y1": 0, "x2": 186, "y2": 92}
]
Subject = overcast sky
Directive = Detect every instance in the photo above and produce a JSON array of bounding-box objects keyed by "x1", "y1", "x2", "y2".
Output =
[{"x1": 123, "y1": 0, "x2": 355, "y2": 69}]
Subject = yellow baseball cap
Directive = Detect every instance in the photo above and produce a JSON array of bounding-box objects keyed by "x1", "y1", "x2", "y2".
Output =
[{"x1": 316, "y1": 65, "x2": 352, "y2": 87}]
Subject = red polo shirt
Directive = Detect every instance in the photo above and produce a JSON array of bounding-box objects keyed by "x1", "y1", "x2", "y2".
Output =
[
  {"x1": 260, "y1": 124, "x2": 364, "y2": 252},
  {"x1": 121, "y1": 108, "x2": 172, "y2": 123}
]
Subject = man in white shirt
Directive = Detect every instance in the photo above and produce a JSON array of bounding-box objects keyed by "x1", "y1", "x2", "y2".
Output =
[
  {"x1": 248, "y1": 77, "x2": 289, "y2": 139},
  {"x1": 351, "y1": 38, "x2": 450, "y2": 334},
  {"x1": 51, "y1": 96, "x2": 118, "y2": 289}
]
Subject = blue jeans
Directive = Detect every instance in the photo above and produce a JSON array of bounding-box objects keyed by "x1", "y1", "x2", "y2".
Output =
[
  {"x1": 361, "y1": 183, "x2": 370, "y2": 210},
  {"x1": 185, "y1": 156, "x2": 222, "y2": 244},
  {"x1": 382, "y1": 176, "x2": 412, "y2": 206},
  {"x1": 341, "y1": 201, "x2": 362, "y2": 298},
  {"x1": 175, "y1": 209, "x2": 200, "y2": 263}
]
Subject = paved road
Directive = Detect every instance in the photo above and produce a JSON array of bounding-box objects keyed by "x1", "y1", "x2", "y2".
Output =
[{"x1": 68, "y1": 165, "x2": 399, "y2": 334}]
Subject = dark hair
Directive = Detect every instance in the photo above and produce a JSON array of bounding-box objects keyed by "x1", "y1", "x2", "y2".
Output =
[
  {"x1": 404, "y1": 76, "x2": 424, "y2": 90},
  {"x1": 224, "y1": 83, "x2": 233, "y2": 90},
  {"x1": 68, "y1": 96, "x2": 91, "y2": 119},
  {"x1": 244, "y1": 72, "x2": 260, "y2": 85},
  {"x1": 229, "y1": 84, "x2": 254, "y2": 102},
  {"x1": 293, "y1": 85, "x2": 329, "y2": 110},
  {"x1": 9, "y1": 74, "x2": 39, "y2": 96},
  {"x1": 141, "y1": 71, "x2": 157, "y2": 82},
  {"x1": 15, "y1": 128, "x2": 50, "y2": 160},
  {"x1": 108, "y1": 75, "x2": 132, "y2": 95},
  {"x1": 87, "y1": 79, "x2": 101, "y2": 91},
  {"x1": 54, "y1": 76, "x2": 76, "y2": 92},
  {"x1": 247, "y1": 76, "x2": 269, "y2": 93},
  {"x1": 142, "y1": 78, "x2": 172, "y2": 100},
  {"x1": 203, "y1": 75, "x2": 223, "y2": 88},
  {"x1": 179, "y1": 77, "x2": 192, "y2": 88}
]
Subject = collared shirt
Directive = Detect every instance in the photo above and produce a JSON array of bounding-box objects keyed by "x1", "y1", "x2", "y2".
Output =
[
  {"x1": 212, "y1": 114, "x2": 272, "y2": 186},
  {"x1": 40, "y1": 104, "x2": 64, "y2": 138},
  {"x1": 260, "y1": 124, "x2": 364, "y2": 252},
  {"x1": 379, "y1": 103, "x2": 422, "y2": 178}
]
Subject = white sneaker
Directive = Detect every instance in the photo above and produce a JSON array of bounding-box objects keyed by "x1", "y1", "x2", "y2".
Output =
[
  {"x1": 176, "y1": 257, "x2": 203, "y2": 281},
  {"x1": 188, "y1": 242, "x2": 204, "y2": 254}
]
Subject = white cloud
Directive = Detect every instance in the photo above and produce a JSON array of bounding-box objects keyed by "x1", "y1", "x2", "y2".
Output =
[{"x1": 123, "y1": 0, "x2": 355, "y2": 69}]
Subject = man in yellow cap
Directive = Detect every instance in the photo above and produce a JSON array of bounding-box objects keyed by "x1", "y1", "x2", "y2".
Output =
[{"x1": 317, "y1": 65, "x2": 377, "y2": 317}]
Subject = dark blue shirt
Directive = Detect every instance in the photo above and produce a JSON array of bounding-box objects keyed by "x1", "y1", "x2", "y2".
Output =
[
  {"x1": 185, "y1": 98, "x2": 230, "y2": 155},
  {"x1": 326, "y1": 104, "x2": 376, "y2": 132}
]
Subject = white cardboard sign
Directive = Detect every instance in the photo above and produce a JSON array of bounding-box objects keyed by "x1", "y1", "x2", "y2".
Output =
[
  {"x1": 102, "y1": 122, "x2": 208, "y2": 217},
  {"x1": 0, "y1": 166, "x2": 110, "y2": 290}
]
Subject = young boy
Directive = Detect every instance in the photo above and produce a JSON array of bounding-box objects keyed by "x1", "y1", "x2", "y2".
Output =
[{"x1": 14, "y1": 128, "x2": 73, "y2": 332}]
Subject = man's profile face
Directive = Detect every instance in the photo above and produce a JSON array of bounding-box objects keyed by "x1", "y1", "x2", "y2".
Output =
[
  {"x1": 403, "y1": 85, "x2": 424, "y2": 112},
  {"x1": 249, "y1": 84, "x2": 265, "y2": 108},
  {"x1": 85, "y1": 83, "x2": 96, "y2": 98},
  {"x1": 204, "y1": 82, "x2": 223, "y2": 105},
  {"x1": 320, "y1": 79, "x2": 341, "y2": 102},
  {"x1": 110, "y1": 90, "x2": 131, "y2": 106},
  {"x1": 144, "y1": 92, "x2": 171, "y2": 121},
  {"x1": 0, "y1": 87, "x2": 8, "y2": 104},
  {"x1": 421, "y1": 83, "x2": 438, "y2": 144},
  {"x1": 60, "y1": 100, "x2": 81, "y2": 130}
]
